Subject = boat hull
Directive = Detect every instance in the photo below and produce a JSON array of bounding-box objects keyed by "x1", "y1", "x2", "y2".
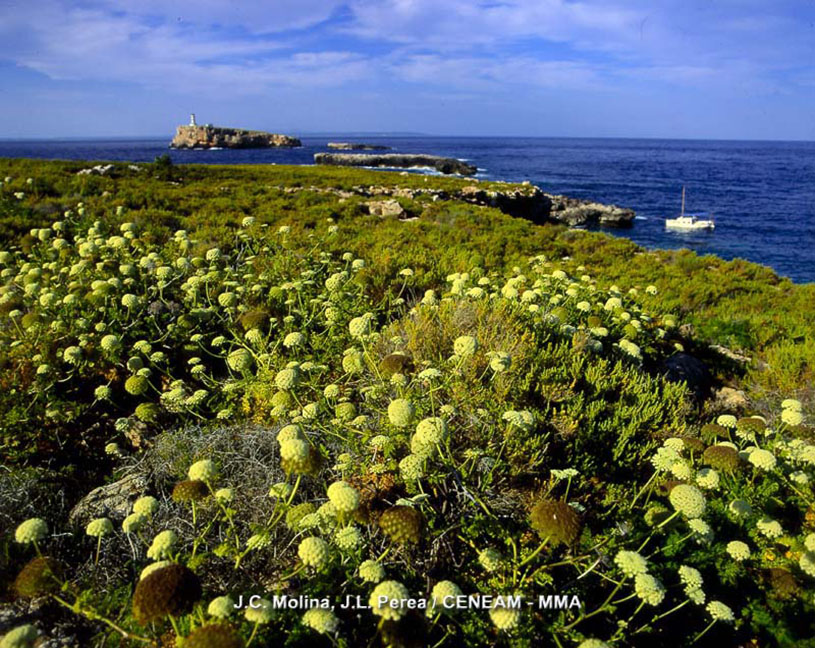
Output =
[{"x1": 665, "y1": 219, "x2": 714, "y2": 231}]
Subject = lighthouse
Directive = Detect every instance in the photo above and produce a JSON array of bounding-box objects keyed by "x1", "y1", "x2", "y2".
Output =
[{"x1": 189, "y1": 113, "x2": 197, "y2": 126}]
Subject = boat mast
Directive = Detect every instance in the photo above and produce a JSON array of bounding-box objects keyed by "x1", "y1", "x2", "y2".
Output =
[{"x1": 681, "y1": 186, "x2": 685, "y2": 218}]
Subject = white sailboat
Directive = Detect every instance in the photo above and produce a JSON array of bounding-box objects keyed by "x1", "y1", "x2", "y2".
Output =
[{"x1": 665, "y1": 186, "x2": 715, "y2": 230}]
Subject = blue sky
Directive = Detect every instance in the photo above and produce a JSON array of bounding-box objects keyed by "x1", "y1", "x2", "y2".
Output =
[{"x1": 0, "y1": 0, "x2": 813, "y2": 139}]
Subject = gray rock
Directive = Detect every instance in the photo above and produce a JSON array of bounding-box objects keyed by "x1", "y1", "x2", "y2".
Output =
[
  {"x1": 710, "y1": 344, "x2": 751, "y2": 364},
  {"x1": 712, "y1": 386, "x2": 750, "y2": 411},
  {"x1": 365, "y1": 199, "x2": 407, "y2": 218},
  {"x1": 68, "y1": 472, "x2": 149, "y2": 526}
]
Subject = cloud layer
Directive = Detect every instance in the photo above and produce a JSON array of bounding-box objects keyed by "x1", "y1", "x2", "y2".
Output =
[{"x1": 1, "y1": 0, "x2": 813, "y2": 137}]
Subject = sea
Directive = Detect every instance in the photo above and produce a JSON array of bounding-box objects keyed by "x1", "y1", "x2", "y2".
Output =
[{"x1": 1, "y1": 136, "x2": 812, "y2": 283}]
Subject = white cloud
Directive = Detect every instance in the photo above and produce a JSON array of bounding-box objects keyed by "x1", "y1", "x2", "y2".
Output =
[
  {"x1": 0, "y1": 0, "x2": 811, "y2": 99},
  {"x1": 393, "y1": 54, "x2": 601, "y2": 90}
]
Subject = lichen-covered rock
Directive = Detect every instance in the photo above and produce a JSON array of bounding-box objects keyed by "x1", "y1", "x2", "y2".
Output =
[{"x1": 68, "y1": 473, "x2": 149, "y2": 526}]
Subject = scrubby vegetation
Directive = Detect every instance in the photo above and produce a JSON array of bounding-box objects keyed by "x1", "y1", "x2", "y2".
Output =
[{"x1": 0, "y1": 158, "x2": 813, "y2": 647}]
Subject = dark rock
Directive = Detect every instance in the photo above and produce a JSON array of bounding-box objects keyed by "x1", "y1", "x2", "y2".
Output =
[
  {"x1": 327, "y1": 142, "x2": 391, "y2": 150},
  {"x1": 547, "y1": 194, "x2": 635, "y2": 227},
  {"x1": 662, "y1": 353, "x2": 712, "y2": 400},
  {"x1": 314, "y1": 153, "x2": 477, "y2": 176}
]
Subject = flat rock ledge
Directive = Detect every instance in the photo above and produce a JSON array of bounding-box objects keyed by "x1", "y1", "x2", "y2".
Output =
[
  {"x1": 171, "y1": 125, "x2": 301, "y2": 149},
  {"x1": 279, "y1": 181, "x2": 633, "y2": 227},
  {"x1": 276, "y1": 183, "x2": 634, "y2": 227},
  {"x1": 327, "y1": 142, "x2": 391, "y2": 150},
  {"x1": 314, "y1": 152, "x2": 477, "y2": 176}
]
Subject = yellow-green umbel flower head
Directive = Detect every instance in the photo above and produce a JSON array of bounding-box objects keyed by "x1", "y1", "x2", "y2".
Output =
[
  {"x1": 399, "y1": 454, "x2": 425, "y2": 481},
  {"x1": 275, "y1": 367, "x2": 301, "y2": 390},
  {"x1": 726, "y1": 540, "x2": 751, "y2": 561},
  {"x1": 634, "y1": 573, "x2": 665, "y2": 606},
  {"x1": 0, "y1": 624, "x2": 39, "y2": 648},
  {"x1": 182, "y1": 624, "x2": 243, "y2": 648},
  {"x1": 277, "y1": 424, "x2": 304, "y2": 443},
  {"x1": 782, "y1": 398, "x2": 802, "y2": 412},
  {"x1": 387, "y1": 398, "x2": 415, "y2": 427},
  {"x1": 133, "y1": 495, "x2": 159, "y2": 516},
  {"x1": 748, "y1": 448, "x2": 777, "y2": 471},
  {"x1": 63, "y1": 346, "x2": 82, "y2": 364},
  {"x1": 298, "y1": 537, "x2": 330, "y2": 569},
  {"x1": 359, "y1": 560, "x2": 385, "y2": 583},
  {"x1": 799, "y1": 551, "x2": 815, "y2": 578},
  {"x1": 614, "y1": 550, "x2": 649, "y2": 578},
  {"x1": 226, "y1": 348, "x2": 252, "y2": 373},
  {"x1": 218, "y1": 292, "x2": 237, "y2": 308},
  {"x1": 578, "y1": 640, "x2": 610, "y2": 648},
  {"x1": 489, "y1": 351, "x2": 511, "y2": 373},
  {"x1": 453, "y1": 335, "x2": 478, "y2": 357},
  {"x1": 489, "y1": 599, "x2": 521, "y2": 631},
  {"x1": 279, "y1": 438, "x2": 315, "y2": 474},
  {"x1": 669, "y1": 484, "x2": 706, "y2": 518},
  {"x1": 349, "y1": 314, "x2": 373, "y2": 339},
  {"x1": 283, "y1": 331, "x2": 306, "y2": 348},
  {"x1": 327, "y1": 481, "x2": 360, "y2": 514},
  {"x1": 370, "y1": 580, "x2": 410, "y2": 620},
  {"x1": 478, "y1": 548, "x2": 504, "y2": 572},
  {"x1": 334, "y1": 526, "x2": 363, "y2": 552},
  {"x1": 188, "y1": 459, "x2": 217, "y2": 481},
  {"x1": 335, "y1": 401, "x2": 357, "y2": 422},
  {"x1": 285, "y1": 502, "x2": 317, "y2": 531},
  {"x1": 15, "y1": 518, "x2": 48, "y2": 545},
  {"x1": 781, "y1": 409, "x2": 804, "y2": 426},
  {"x1": 122, "y1": 513, "x2": 146, "y2": 534},
  {"x1": 342, "y1": 348, "x2": 365, "y2": 374},
  {"x1": 100, "y1": 334, "x2": 122, "y2": 354},
  {"x1": 214, "y1": 488, "x2": 234, "y2": 503},
  {"x1": 379, "y1": 506, "x2": 424, "y2": 544},
  {"x1": 696, "y1": 468, "x2": 720, "y2": 490},
  {"x1": 207, "y1": 595, "x2": 236, "y2": 619},
  {"x1": 132, "y1": 563, "x2": 202, "y2": 624},
  {"x1": 430, "y1": 581, "x2": 463, "y2": 614},
  {"x1": 706, "y1": 601, "x2": 735, "y2": 623},
  {"x1": 85, "y1": 518, "x2": 113, "y2": 538},
  {"x1": 92, "y1": 385, "x2": 113, "y2": 402},
  {"x1": 134, "y1": 402, "x2": 160, "y2": 422},
  {"x1": 146, "y1": 530, "x2": 178, "y2": 560},
  {"x1": 411, "y1": 417, "x2": 447, "y2": 458},
  {"x1": 302, "y1": 608, "x2": 339, "y2": 635}
]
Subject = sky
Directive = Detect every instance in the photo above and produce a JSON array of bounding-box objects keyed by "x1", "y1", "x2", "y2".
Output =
[{"x1": 0, "y1": 0, "x2": 814, "y2": 140}]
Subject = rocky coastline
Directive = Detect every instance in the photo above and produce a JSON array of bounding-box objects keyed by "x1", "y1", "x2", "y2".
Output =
[
  {"x1": 314, "y1": 152, "x2": 477, "y2": 176},
  {"x1": 273, "y1": 181, "x2": 634, "y2": 227},
  {"x1": 327, "y1": 142, "x2": 391, "y2": 150},
  {"x1": 170, "y1": 125, "x2": 300, "y2": 149}
]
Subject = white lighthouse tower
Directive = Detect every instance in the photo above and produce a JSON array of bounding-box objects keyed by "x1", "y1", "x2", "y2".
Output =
[{"x1": 189, "y1": 113, "x2": 197, "y2": 126}]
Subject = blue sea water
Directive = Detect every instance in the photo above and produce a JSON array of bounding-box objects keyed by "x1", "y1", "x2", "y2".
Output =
[{"x1": 1, "y1": 136, "x2": 813, "y2": 283}]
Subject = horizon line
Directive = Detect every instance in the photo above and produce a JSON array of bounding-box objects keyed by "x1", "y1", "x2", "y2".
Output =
[{"x1": 1, "y1": 133, "x2": 814, "y2": 144}]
